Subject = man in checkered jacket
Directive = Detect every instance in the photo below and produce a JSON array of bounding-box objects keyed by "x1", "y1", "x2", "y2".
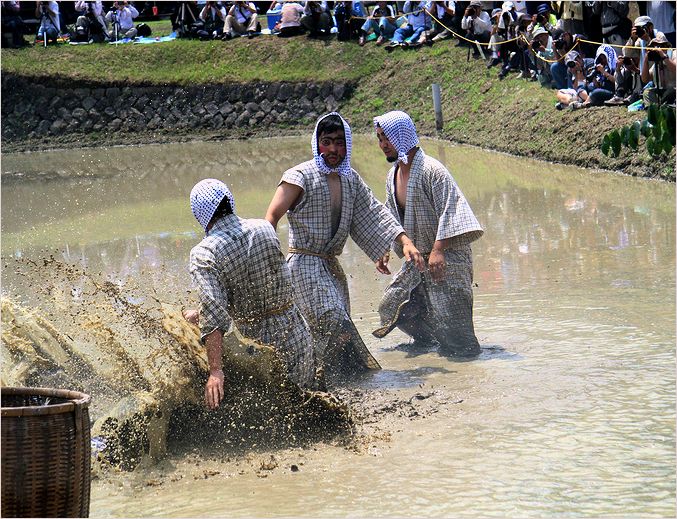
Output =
[
  {"x1": 266, "y1": 112, "x2": 424, "y2": 384},
  {"x1": 186, "y1": 179, "x2": 317, "y2": 409},
  {"x1": 372, "y1": 110, "x2": 484, "y2": 357}
]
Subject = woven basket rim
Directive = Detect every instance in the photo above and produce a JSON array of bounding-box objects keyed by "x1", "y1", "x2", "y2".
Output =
[{"x1": 1, "y1": 386, "x2": 91, "y2": 417}]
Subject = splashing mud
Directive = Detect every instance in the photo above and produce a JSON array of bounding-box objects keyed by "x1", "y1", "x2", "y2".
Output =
[{"x1": 1, "y1": 256, "x2": 352, "y2": 471}]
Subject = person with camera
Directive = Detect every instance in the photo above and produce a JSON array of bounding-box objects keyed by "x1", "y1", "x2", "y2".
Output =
[
  {"x1": 531, "y1": 3, "x2": 558, "y2": 36},
  {"x1": 497, "y1": 12, "x2": 533, "y2": 78},
  {"x1": 554, "y1": 49, "x2": 594, "y2": 109},
  {"x1": 624, "y1": 16, "x2": 667, "y2": 78},
  {"x1": 74, "y1": 1, "x2": 109, "y2": 43},
  {"x1": 385, "y1": 0, "x2": 433, "y2": 50},
  {"x1": 460, "y1": 0, "x2": 490, "y2": 57},
  {"x1": 359, "y1": 1, "x2": 397, "y2": 46},
  {"x1": 530, "y1": 26, "x2": 555, "y2": 86},
  {"x1": 222, "y1": 0, "x2": 258, "y2": 40},
  {"x1": 35, "y1": 1, "x2": 60, "y2": 45},
  {"x1": 198, "y1": 1, "x2": 226, "y2": 39},
  {"x1": 604, "y1": 54, "x2": 642, "y2": 106},
  {"x1": 549, "y1": 31, "x2": 581, "y2": 88},
  {"x1": 300, "y1": 1, "x2": 332, "y2": 38},
  {"x1": 640, "y1": 34, "x2": 676, "y2": 106},
  {"x1": 105, "y1": 1, "x2": 139, "y2": 41},
  {"x1": 568, "y1": 44, "x2": 617, "y2": 110}
]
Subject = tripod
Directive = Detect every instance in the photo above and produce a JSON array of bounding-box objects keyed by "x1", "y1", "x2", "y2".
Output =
[
  {"x1": 177, "y1": 2, "x2": 197, "y2": 38},
  {"x1": 37, "y1": 4, "x2": 58, "y2": 48}
]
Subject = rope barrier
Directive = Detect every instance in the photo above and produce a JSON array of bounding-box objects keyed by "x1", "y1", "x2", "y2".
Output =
[{"x1": 424, "y1": 9, "x2": 519, "y2": 46}]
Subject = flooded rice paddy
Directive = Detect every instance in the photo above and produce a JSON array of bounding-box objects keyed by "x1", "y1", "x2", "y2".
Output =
[{"x1": 1, "y1": 136, "x2": 674, "y2": 517}]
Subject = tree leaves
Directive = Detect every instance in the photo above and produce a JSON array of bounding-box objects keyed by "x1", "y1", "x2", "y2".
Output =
[{"x1": 600, "y1": 106, "x2": 675, "y2": 159}]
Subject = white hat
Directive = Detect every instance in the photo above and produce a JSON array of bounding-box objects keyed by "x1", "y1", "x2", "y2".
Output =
[
  {"x1": 190, "y1": 179, "x2": 235, "y2": 232},
  {"x1": 502, "y1": 1, "x2": 514, "y2": 10},
  {"x1": 532, "y1": 26, "x2": 548, "y2": 38},
  {"x1": 633, "y1": 15, "x2": 652, "y2": 27}
]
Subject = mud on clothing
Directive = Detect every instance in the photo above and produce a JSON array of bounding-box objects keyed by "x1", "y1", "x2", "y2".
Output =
[{"x1": 189, "y1": 215, "x2": 316, "y2": 387}]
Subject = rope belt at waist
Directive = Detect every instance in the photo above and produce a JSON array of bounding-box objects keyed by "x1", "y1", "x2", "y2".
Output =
[
  {"x1": 233, "y1": 300, "x2": 294, "y2": 322},
  {"x1": 288, "y1": 247, "x2": 337, "y2": 261}
]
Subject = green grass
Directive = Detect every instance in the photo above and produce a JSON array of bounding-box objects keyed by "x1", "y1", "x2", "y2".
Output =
[{"x1": 2, "y1": 33, "x2": 674, "y2": 177}]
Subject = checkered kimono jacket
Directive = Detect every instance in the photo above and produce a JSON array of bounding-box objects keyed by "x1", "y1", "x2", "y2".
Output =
[
  {"x1": 189, "y1": 215, "x2": 315, "y2": 387},
  {"x1": 280, "y1": 160, "x2": 404, "y2": 377},
  {"x1": 373, "y1": 149, "x2": 484, "y2": 352}
]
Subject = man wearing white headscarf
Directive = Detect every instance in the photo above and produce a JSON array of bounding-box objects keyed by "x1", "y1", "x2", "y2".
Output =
[
  {"x1": 372, "y1": 110, "x2": 484, "y2": 357},
  {"x1": 266, "y1": 112, "x2": 424, "y2": 383},
  {"x1": 187, "y1": 179, "x2": 317, "y2": 409}
]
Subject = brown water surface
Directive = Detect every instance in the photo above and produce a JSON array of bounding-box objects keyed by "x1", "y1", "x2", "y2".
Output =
[{"x1": 1, "y1": 136, "x2": 674, "y2": 517}]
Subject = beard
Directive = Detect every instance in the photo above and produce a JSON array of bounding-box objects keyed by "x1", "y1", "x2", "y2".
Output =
[{"x1": 386, "y1": 155, "x2": 397, "y2": 163}]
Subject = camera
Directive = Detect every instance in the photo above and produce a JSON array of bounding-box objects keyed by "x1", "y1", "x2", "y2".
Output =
[
  {"x1": 531, "y1": 39, "x2": 543, "y2": 51},
  {"x1": 635, "y1": 26, "x2": 645, "y2": 38}
]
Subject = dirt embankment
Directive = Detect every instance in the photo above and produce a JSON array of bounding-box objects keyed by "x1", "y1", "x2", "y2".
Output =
[{"x1": 2, "y1": 37, "x2": 674, "y2": 181}]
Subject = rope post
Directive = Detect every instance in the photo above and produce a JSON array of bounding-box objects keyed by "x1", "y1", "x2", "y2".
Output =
[{"x1": 432, "y1": 83, "x2": 443, "y2": 132}]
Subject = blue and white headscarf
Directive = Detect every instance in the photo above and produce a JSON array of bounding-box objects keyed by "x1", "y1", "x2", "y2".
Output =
[
  {"x1": 190, "y1": 178, "x2": 236, "y2": 232},
  {"x1": 312, "y1": 112, "x2": 353, "y2": 178},
  {"x1": 373, "y1": 110, "x2": 420, "y2": 165},
  {"x1": 596, "y1": 43, "x2": 618, "y2": 72}
]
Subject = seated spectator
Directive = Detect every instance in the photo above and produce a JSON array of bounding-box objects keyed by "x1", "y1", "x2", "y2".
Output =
[
  {"x1": 549, "y1": 31, "x2": 580, "y2": 89},
  {"x1": 604, "y1": 55, "x2": 642, "y2": 105},
  {"x1": 647, "y1": 0, "x2": 675, "y2": 47},
  {"x1": 641, "y1": 34, "x2": 676, "y2": 106},
  {"x1": 569, "y1": 44, "x2": 617, "y2": 109},
  {"x1": 530, "y1": 26, "x2": 555, "y2": 86},
  {"x1": 431, "y1": 1, "x2": 455, "y2": 42},
  {"x1": 591, "y1": 0, "x2": 630, "y2": 46},
  {"x1": 106, "y1": 1, "x2": 139, "y2": 41},
  {"x1": 460, "y1": 0, "x2": 491, "y2": 57},
  {"x1": 487, "y1": 7, "x2": 506, "y2": 68},
  {"x1": 491, "y1": 1, "x2": 518, "y2": 69},
  {"x1": 275, "y1": 0, "x2": 305, "y2": 37},
  {"x1": 359, "y1": 1, "x2": 397, "y2": 46},
  {"x1": 35, "y1": 0, "x2": 61, "y2": 45},
  {"x1": 198, "y1": 1, "x2": 226, "y2": 39},
  {"x1": 74, "y1": 0, "x2": 109, "y2": 43},
  {"x1": 532, "y1": 3, "x2": 560, "y2": 38},
  {"x1": 300, "y1": 1, "x2": 333, "y2": 38},
  {"x1": 334, "y1": 1, "x2": 365, "y2": 41},
  {"x1": 498, "y1": 12, "x2": 532, "y2": 77},
  {"x1": 554, "y1": 49, "x2": 594, "y2": 109},
  {"x1": 385, "y1": 0, "x2": 433, "y2": 50},
  {"x1": 1, "y1": 1, "x2": 28, "y2": 48},
  {"x1": 223, "y1": 1, "x2": 258, "y2": 40}
]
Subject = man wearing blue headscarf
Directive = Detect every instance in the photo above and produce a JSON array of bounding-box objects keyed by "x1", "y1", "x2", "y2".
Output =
[
  {"x1": 266, "y1": 112, "x2": 424, "y2": 383},
  {"x1": 372, "y1": 110, "x2": 484, "y2": 357},
  {"x1": 187, "y1": 179, "x2": 317, "y2": 409}
]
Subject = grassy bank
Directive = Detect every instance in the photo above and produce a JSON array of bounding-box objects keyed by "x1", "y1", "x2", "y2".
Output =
[{"x1": 2, "y1": 26, "x2": 674, "y2": 179}]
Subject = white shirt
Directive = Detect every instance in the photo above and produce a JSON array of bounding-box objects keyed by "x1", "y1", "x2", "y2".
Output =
[
  {"x1": 230, "y1": 2, "x2": 256, "y2": 24},
  {"x1": 403, "y1": 1, "x2": 433, "y2": 28},
  {"x1": 435, "y1": 1, "x2": 455, "y2": 18},
  {"x1": 106, "y1": 5, "x2": 138, "y2": 30},
  {"x1": 462, "y1": 10, "x2": 491, "y2": 34}
]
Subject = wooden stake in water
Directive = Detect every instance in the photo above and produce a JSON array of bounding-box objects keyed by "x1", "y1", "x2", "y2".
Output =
[{"x1": 432, "y1": 83, "x2": 443, "y2": 132}]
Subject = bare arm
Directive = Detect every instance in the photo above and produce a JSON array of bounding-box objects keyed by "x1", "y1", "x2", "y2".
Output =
[
  {"x1": 265, "y1": 182, "x2": 303, "y2": 230},
  {"x1": 394, "y1": 232, "x2": 425, "y2": 271},
  {"x1": 641, "y1": 52, "x2": 651, "y2": 83},
  {"x1": 204, "y1": 328, "x2": 224, "y2": 409}
]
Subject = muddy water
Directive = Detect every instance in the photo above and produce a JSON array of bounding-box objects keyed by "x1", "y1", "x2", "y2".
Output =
[{"x1": 2, "y1": 137, "x2": 674, "y2": 517}]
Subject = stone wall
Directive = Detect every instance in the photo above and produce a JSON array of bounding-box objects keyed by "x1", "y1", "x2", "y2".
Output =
[{"x1": 1, "y1": 75, "x2": 351, "y2": 142}]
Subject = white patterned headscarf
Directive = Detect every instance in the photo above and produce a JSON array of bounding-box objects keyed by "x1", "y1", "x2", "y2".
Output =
[
  {"x1": 312, "y1": 112, "x2": 353, "y2": 178},
  {"x1": 373, "y1": 110, "x2": 419, "y2": 165},
  {"x1": 596, "y1": 43, "x2": 618, "y2": 72},
  {"x1": 190, "y1": 178, "x2": 236, "y2": 232}
]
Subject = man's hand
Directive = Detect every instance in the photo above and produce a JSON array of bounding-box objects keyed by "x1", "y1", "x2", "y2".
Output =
[
  {"x1": 397, "y1": 234, "x2": 424, "y2": 271},
  {"x1": 182, "y1": 308, "x2": 200, "y2": 325},
  {"x1": 375, "y1": 252, "x2": 391, "y2": 275},
  {"x1": 428, "y1": 248, "x2": 446, "y2": 282},
  {"x1": 205, "y1": 369, "x2": 224, "y2": 409}
]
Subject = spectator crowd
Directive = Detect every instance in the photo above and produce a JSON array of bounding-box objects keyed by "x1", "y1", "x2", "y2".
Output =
[{"x1": 1, "y1": 1, "x2": 675, "y2": 107}]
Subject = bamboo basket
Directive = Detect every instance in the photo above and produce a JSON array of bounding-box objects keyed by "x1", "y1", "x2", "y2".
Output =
[{"x1": 1, "y1": 387, "x2": 91, "y2": 518}]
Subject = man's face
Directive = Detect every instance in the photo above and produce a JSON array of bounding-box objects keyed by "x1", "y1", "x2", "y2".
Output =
[
  {"x1": 318, "y1": 130, "x2": 346, "y2": 169},
  {"x1": 376, "y1": 127, "x2": 398, "y2": 163}
]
